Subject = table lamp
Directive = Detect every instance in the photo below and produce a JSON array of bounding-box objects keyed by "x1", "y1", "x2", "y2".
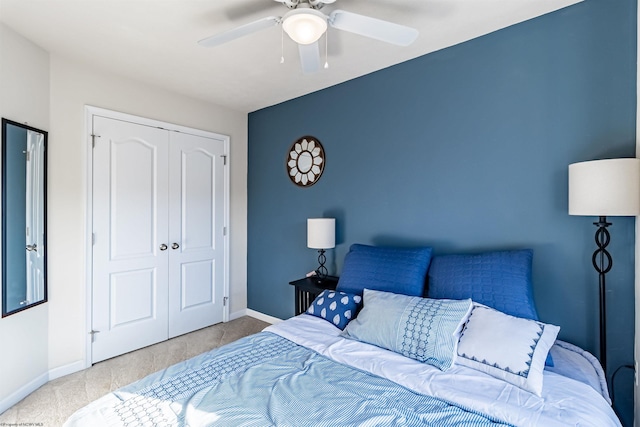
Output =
[{"x1": 307, "y1": 218, "x2": 335, "y2": 278}]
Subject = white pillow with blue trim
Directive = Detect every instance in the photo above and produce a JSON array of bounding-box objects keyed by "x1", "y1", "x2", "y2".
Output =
[
  {"x1": 306, "y1": 290, "x2": 362, "y2": 330},
  {"x1": 456, "y1": 303, "x2": 560, "y2": 396},
  {"x1": 341, "y1": 289, "x2": 472, "y2": 371}
]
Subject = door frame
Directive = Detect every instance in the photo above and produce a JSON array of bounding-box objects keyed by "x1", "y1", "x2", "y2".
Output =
[{"x1": 83, "y1": 105, "x2": 231, "y2": 368}]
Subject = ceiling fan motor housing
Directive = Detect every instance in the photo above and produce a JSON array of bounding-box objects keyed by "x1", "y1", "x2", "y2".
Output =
[
  {"x1": 278, "y1": 0, "x2": 335, "y2": 10},
  {"x1": 280, "y1": 0, "x2": 303, "y2": 9}
]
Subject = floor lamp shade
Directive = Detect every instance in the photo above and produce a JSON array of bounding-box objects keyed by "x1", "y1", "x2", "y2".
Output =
[
  {"x1": 307, "y1": 218, "x2": 335, "y2": 249},
  {"x1": 569, "y1": 158, "x2": 640, "y2": 216}
]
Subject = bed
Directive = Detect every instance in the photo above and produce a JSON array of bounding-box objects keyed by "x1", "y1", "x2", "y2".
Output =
[{"x1": 65, "y1": 245, "x2": 622, "y2": 427}]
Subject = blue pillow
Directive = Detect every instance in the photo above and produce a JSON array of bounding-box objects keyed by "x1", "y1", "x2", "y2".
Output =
[
  {"x1": 306, "y1": 290, "x2": 362, "y2": 330},
  {"x1": 427, "y1": 249, "x2": 554, "y2": 367},
  {"x1": 336, "y1": 244, "x2": 432, "y2": 297},
  {"x1": 427, "y1": 249, "x2": 539, "y2": 321},
  {"x1": 341, "y1": 289, "x2": 472, "y2": 370}
]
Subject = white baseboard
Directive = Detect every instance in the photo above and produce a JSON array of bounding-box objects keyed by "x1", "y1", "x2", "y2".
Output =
[
  {"x1": 0, "y1": 371, "x2": 48, "y2": 415},
  {"x1": 229, "y1": 308, "x2": 248, "y2": 321},
  {"x1": 246, "y1": 309, "x2": 283, "y2": 324},
  {"x1": 230, "y1": 308, "x2": 283, "y2": 324},
  {"x1": 48, "y1": 360, "x2": 85, "y2": 381},
  {"x1": 0, "y1": 360, "x2": 87, "y2": 415}
]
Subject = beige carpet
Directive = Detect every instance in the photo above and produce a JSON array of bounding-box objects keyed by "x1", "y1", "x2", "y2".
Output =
[{"x1": 0, "y1": 316, "x2": 269, "y2": 427}]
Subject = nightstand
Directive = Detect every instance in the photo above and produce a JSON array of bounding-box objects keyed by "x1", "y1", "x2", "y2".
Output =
[{"x1": 289, "y1": 276, "x2": 339, "y2": 315}]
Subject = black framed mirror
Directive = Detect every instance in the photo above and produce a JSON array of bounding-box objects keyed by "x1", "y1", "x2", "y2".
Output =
[
  {"x1": 2, "y1": 118, "x2": 47, "y2": 317},
  {"x1": 286, "y1": 136, "x2": 325, "y2": 187}
]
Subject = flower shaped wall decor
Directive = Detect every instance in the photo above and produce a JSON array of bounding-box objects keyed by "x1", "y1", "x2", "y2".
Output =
[{"x1": 286, "y1": 136, "x2": 325, "y2": 187}]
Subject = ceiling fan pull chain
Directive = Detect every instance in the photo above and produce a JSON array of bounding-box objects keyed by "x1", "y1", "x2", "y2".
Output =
[
  {"x1": 280, "y1": 26, "x2": 285, "y2": 64},
  {"x1": 324, "y1": 30, "x2": 329, "y2": 69}
]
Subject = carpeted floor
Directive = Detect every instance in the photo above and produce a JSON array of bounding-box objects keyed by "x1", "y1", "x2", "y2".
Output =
[{"x1": 0, "y1": 316, "x2": 269, "y2": 427}]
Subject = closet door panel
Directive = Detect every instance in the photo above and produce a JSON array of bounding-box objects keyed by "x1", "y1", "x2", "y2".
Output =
[
  {"x1": 182, "y1": 149, "x2": 215, "y2": 251},
  {"x1": 110, "y1": 269, "x2": 157, "y2": 325},
  {"x1": 168, "y1": 132, "x2": 225, "y2": 338},
  {"x1": 110, "y1": 141, "x2": 157, "y2": 258},
  {"x1": 180, "y1": 260, "x2": 214, "y2": 308},
  {"x1": 92, "y1": 116, "x2": 170, "y2": 363}
]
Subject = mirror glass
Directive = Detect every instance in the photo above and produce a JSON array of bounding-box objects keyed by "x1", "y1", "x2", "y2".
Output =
[
  {"x1": 2, "y1": 118, "x2": 47, "y2": 317},
  {"x1": 297, "y1": 151, "x2": 313, "y2": 173}
]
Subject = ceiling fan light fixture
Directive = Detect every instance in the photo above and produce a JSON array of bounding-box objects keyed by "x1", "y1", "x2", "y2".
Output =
[{"x1": 282, "y1": 9, "x2": 327, "y2": 45}]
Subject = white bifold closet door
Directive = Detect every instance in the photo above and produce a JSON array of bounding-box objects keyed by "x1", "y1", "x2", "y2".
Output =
[{"x1": 91, "y1": 116, "x2": 225, "y2": 363}]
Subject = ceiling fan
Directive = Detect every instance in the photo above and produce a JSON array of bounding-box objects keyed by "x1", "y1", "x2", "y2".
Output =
[{"x1": 198, "y1": 0, "x2": 419, "y2": 74}]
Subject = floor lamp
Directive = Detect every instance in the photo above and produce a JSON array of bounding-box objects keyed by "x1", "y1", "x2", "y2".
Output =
[{"x1": 568, "y1": 158, "x2": 640, "y2": 376}]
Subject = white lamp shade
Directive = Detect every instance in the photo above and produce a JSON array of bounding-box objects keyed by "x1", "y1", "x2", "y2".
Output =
[
  {"x1": 307, "y1": 218, "x2": 335, "y2": 249},
  {"x1": 282, "y1": 9, "x2": 327, "y2": 45},
  {"x1": 569, "y1": 158, "x2": 640, "y2": 216}
]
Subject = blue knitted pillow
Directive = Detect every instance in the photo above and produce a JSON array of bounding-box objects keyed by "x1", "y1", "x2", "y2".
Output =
[
  {"x1": 427, "y1": 249, "x2": 539, "y2": 320},
  {"x1": 336, "y1": 244, "x2": 432, "y2": 297},
  {"x1": 428, "y1": 249, "x2": 554, "y2": 367},
  {"x1": 306, "y1": 290, "x2": 362, "y2": 330}
]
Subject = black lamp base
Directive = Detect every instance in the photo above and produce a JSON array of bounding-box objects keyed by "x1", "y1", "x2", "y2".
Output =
[
  {"x1": 316, "y1": 249, "x2": 328, "y2": 278},
  {"x1": 592, "y1": 215, "x2": 612, "y2": 376}
]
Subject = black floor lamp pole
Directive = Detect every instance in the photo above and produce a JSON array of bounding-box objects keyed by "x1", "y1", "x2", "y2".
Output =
[{"x1": 592, "y1": 215, "x2": 612, "y2": 376}]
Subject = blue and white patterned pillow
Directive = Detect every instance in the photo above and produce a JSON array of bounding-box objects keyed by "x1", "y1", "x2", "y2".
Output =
[
  {"x1": 456, "y1": 303, "x2": 560, "y2": 396},
  {"x1": 341, "y1": 289, "x2": 472, "y2": 371},
  {"x1": 306, "y1": 290, "x2": 362, "y2": 330}
]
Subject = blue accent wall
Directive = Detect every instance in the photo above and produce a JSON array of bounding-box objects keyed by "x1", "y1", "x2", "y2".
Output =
[{"x1": 248, "y1": 1, "x2": 636, "y2": 424}]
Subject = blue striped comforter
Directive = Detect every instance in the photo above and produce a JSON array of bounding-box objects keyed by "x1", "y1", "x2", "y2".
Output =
[{"x1": 93, "y1": 332, "x2": 510, "y2": 427}]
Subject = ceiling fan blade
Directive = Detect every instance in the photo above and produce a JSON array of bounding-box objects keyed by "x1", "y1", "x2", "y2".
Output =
[
  {"x1": 298, "y1": 42, "x2": 321, "y2": 74},
  {"x1": 328, "y1": 10, "x2": 418, "y2": 47},
  {"x1": 198, "y1": 16, "x2": 281, "y2": 48}
]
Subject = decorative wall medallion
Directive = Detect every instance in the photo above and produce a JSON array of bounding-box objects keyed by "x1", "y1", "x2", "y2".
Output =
[{"x1": 286, "y1": 136, "x2": 325, "y2": 187}]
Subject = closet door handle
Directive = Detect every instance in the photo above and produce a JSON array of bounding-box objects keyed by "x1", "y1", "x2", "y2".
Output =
[
  {"x1": 172, "y1": 243, "x2": 180, "y2": 250},
  {"x1": 160, "y1": 244, "x2": 168, "y2": 251}
]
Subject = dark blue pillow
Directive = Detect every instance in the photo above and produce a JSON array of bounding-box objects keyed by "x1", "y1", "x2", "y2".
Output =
[
  {"x1": 427, "y1": 249, "x2": 554, "y2": 367},
  {"x1": 306, "y1": 290, "x2": 362, "y2": 330},
  {"x1": 427, "y1": 249, "x2": 539, "y2": 321},
  {"x1": 336, "y1": 244, "x2": 432, "y2": 297}
]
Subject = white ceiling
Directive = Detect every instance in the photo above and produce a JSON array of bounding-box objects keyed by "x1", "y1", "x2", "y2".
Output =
[{"x1": 0, "y1": 0, "x2": 581, "y2": 113}]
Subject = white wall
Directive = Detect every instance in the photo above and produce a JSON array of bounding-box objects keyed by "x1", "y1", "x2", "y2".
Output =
[
  {"x1": 0, "y1": 23, "x2": 50, "y2": 410},
  {"x1": 48, "y1": 55, "x2": 248, "y2": 370},
  {"x1": 0, "y1": 21, "x2": 249, "y2": 411}
]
